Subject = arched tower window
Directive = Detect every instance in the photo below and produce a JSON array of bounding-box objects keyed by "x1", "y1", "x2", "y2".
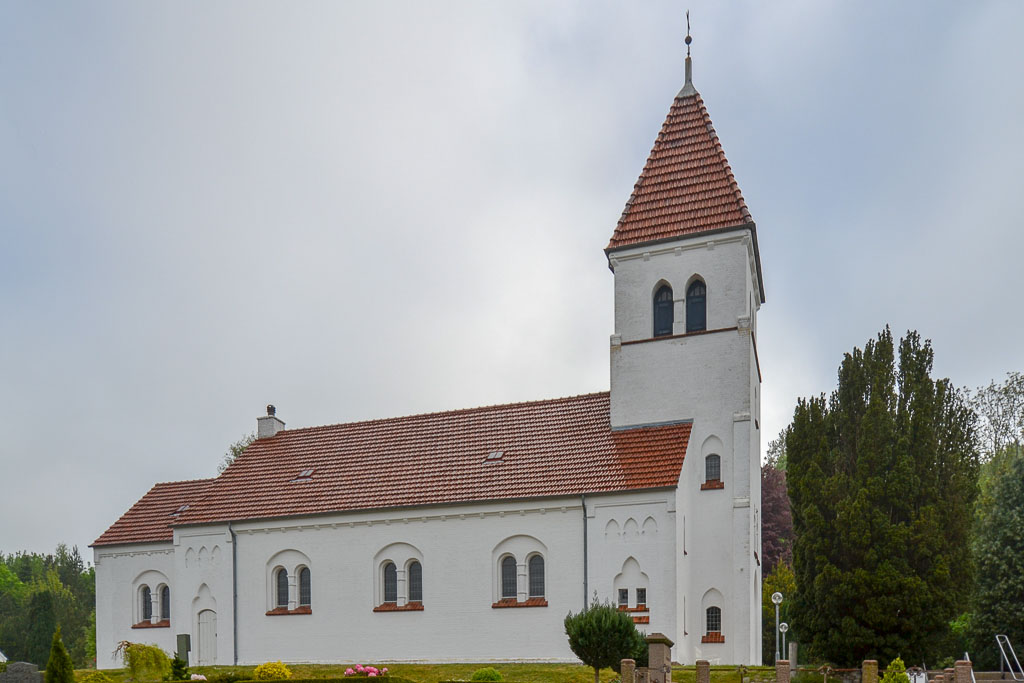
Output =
[
  {"x1": 706, "y1": 605, "x2": 722, "y2": 633},
  {"x1": 160, "y1": 586, "x2": 170, "y2": 620},
  {"x1": 383, "y1": 562, "x2": 398, "y2": 603},
  {"x1": 298, "y1": 567, "x2": 311, "y2": 607},
  {"x1": 500, "y1": 556, "x2": 517, "y2": 599},
  {"x1": 408, "y1": 561, "x2": 423, "y2": 602},
  {"x1": 686, "y1": 280, "x2": 706, "y2": 332},
  {"x1": 705, "y1": 454, "x2": 721, "y2": 483},
  {"x1": 275, "y1": 568, "x2": 288, "y2": 608},
  {"x1": 528, "y1": 555, "x2": 545, "y2": 598},
  {"x1": 653, "y1": 285, "x2": 674, "y2": 337}
]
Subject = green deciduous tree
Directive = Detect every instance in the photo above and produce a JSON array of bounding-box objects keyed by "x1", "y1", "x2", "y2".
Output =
[
  {"x1": 968, "y1": 372, "x2": 1024, "y2": 459},
  {"x1": 45, "y1": 626, "x2": 74, "y2": 683},
  {"x1": 968, "y1": 445, "x2": 1024, "y2": 669},
  {"x1": 787, "y1": 328, "x2": 979, "y2": 665},
  {"x1": 218, "y1": 432, "x2": 256, "y2": 473},
  {"x1": 564, "y1": 598, "x2": 646, "y2": 683}
]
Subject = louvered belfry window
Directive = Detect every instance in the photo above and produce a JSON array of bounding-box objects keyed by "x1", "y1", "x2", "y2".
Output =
[
  {"x1": 653, "y1": 285, "x2": 674, "y2": 337},
  {"x1": 299, "y1": 567, "x2": 311, "y2": 607},
  {"x1": 408, "y1": 561, "x2": 423, "y2": 602},
  {"x1": 686, "y1": 280, "x2": 707, "y2": 332},
  {"x1": 528, "y1": 555, "x2": 545, "y2": 598},
  {"x1": 276, "y1": 569, "x2": 288, "y2": 607},
  {"x1": 501, "y1": 556, "x2": 517, "y2": 599},
  {"x1": 383, "y1": 562, "x2": 397, "y2": 603}
]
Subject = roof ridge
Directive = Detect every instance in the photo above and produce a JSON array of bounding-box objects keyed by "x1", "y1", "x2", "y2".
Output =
[
  {"x1": 271, "y1": 390, "x2": 611, "y2": 437},
  {"x1": 151, "y1": 477, "x2": 216, "y2": 487}
]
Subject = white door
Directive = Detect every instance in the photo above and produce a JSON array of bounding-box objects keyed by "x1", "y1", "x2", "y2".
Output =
[{"x1": 197, "y1": 610, "x2": 217, "y2": 665}]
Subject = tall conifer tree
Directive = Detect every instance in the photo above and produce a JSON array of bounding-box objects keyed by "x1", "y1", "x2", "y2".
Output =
[{"x1": 787, "y1": 328, "x2": 978, "y2": 665}]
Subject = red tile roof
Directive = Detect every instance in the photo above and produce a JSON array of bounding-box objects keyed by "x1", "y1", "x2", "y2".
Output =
[
  {"x1": 607, "y1": 88, "x2": 753, "y2": 250},
  {"x1": 95, "y1": 393, "x2": 690, "y2": 546},
  {"x1": 92, "y1": 478, "x2": 213, "y2": 547}
]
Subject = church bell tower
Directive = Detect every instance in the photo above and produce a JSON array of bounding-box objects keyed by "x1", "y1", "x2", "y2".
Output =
[{"x1": 605, "y1": 30, "x2": 765, "y2": 664}]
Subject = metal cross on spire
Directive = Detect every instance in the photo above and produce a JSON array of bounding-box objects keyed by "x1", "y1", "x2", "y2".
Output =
[{"x1": 685, "y1": 10, "x2": 692, "y2": 57}]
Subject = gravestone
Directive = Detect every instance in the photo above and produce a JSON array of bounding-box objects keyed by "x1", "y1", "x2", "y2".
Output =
[{"x1": 0, "y1": 662, "x2": 43, "y2": 683}]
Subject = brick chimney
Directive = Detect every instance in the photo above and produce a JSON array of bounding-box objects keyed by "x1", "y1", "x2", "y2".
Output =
[{"x1": 257, "y1": 404, "x2": 285, "y2": 439}]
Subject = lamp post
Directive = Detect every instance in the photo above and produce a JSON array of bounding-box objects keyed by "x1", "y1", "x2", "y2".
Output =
[
  {"x1": 772, "y1": 591, "x2": 783, "y2": 662},
  {"x1": 780, "y1": 622, "x2": 789, "y2": 659}
]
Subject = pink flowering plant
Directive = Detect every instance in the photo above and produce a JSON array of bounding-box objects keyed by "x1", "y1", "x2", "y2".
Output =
[{"x1": 343, "y1": 664, "x2": 389, "y2": 678}]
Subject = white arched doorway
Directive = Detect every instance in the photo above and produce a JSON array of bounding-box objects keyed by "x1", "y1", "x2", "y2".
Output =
[{"x1": 197, "y1": 609, "x2": 217, "y2": 665}]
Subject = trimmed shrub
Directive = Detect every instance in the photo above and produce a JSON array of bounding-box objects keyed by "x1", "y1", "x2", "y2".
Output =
[
  {"x1": 565, "y1": 598, "x2": 647, "y2": 683},
  {"x1": 253, "y1": 663, "x2": 292, "y2": 681},
  {"x1": 79, "y1": 672, "x2": 114, "y2": 683},
  {"x1": 46, "y1": 627, "x2": 75, "y2": 683},
  {"x1": 881, "y1": 659, "x2": 910, "y2": 683},
  {"x1": 205, "y1": 672, "x2": 248, "y2": 683},
  {"x1": 470, "y1": 669, "x2": 503, "y2": 682}
]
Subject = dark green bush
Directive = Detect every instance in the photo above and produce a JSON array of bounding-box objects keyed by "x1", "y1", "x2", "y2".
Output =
[
  {"x1": 469, "y1": 668, "x2": 503, "y2": 682},
  {"x1": 46, "y1": 627, "x2": 75, "y2": 683},
  {"x1": 167, "y1": 655, "x2": 190, "y2": 681}
]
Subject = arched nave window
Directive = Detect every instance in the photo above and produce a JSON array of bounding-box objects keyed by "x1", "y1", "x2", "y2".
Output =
[
  {"x1": 528, "y1": 554, "x2": 545, "y2": 598},
  {"x1": 275, "y1": 568, "x2": 289, "y2": 608},
  {"x1": 383, "y1": 562, "x2": 398, "y2": 603},
  {"x1": 408, "y1": 560, "x2": 423, "y2": 603},
  {"x1": 160, "y1": 586, "x2": 170, "y2": 620},
  {"x1": 140, "y1": 585, "x2": 152, "y2": 621},
  {"x1": 500, "y1": 556, "x2": 517, "y2": 599},
  {"x1": 298, "y1": 567, "x2": 311, "y2": 607},
  {"x1": 653, "y1": 284, "x2": 674, "y2": 337},
  {"x1": 686, "y1": 279, "x2": 706, "y2": 332}
]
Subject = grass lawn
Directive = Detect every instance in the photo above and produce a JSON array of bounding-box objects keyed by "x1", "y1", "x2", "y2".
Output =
[{"x1": 75, "y1": 663, "x2": 776, "y2": 683}]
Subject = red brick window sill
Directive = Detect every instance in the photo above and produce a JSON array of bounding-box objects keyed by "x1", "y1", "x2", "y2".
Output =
[
  {"x1": 373, "y1": 601, "x2": 424, "y2": 613},
  {"x1": 132, "y1": 619, "x2": 170, "y2": 629},
  {"x1": 617, "y1": 606, "x2": 650, "y2": 613},
  {"x1": 633, "y1": 616, "x2": 650, "y2": 624},
  {"x1": 702, "y1": 632, "x2": 726, "y2": 643},
  {"x1": 491, "y1": 597, "x2": 548, "y2": 608},
  {"x1": 265, "y1": 606, "x2": 312, "y2": 616},
  {"x1": 701, "y1": 480, "x2": 725, "y2": 491}
]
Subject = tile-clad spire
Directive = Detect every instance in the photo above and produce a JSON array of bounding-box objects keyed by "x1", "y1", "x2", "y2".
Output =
[{"x1": 606, "y1": 41, "x2": 754, "y2": 253}]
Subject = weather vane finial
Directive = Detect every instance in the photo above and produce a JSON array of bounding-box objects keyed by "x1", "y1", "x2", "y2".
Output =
[{"x1": 685, "y1": 10, "x2": 692, "y2": 58}]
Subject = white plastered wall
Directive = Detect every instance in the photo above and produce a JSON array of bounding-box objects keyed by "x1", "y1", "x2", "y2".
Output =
[{"x1": 608, "y1": 227, "x2": 762, "y2": 664}]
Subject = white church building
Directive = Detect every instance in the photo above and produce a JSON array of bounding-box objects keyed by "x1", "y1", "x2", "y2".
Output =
[{"x1": 93, "y1": 50, "x2": 765, "y2": 668}]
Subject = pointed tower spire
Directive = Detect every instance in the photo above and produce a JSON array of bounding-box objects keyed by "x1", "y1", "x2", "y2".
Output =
[
  {"x1": 679, "y1": 11, "x2": 696, "y2": 97},
  {"x1": 606, "y1": 17, "x2": 764, "y2": 302}
]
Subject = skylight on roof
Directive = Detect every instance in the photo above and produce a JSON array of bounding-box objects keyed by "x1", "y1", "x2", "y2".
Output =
[
  {"x1": 170, "y1": 504, "x2": 190, "y2": 517},
  {"x1": 291, "y1": 468, "x2": 315, "y2": 482},
  {"x1": 484, "y1": 451, "x2": 504, "y2": 463}
]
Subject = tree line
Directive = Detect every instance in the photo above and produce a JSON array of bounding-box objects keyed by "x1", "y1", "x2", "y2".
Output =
[
  {"x1": 0, "y1": 545, "x2": 95, "y2": 668},
  {"x1": 761, "y1": 328, "x2": 1023, "y2": 669}
]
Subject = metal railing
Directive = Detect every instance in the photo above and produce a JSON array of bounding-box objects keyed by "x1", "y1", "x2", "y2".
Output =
[{"x1": 997, "y1": 635, "x2": 1023, "y2": 682}]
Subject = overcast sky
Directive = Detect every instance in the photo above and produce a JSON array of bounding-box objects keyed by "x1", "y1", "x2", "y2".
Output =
[{"x1": 2, "y1": 2, "x2": 1022, "y2": 559}]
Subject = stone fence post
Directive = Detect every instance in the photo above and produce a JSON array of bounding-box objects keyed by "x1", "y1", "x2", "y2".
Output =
[
  {"x1": 954, "y1": 660, "x2": 973, "y2": 683},
  {"x1": 862, "y1": 660, "x2": 878, "y2": 683},
  {"x1": 945, "y1": 666, "x2": 955, "y2": 683},
  {"x1": 621, "y1": 659, "x2": 636, "y2": 683},
  {"x1": 776, "y1": 660, "x2": 791, "y2": 683},
  {"x1": 696, "y1": 660, "x2": 711, "y2": 683},
  {"x1": 646, "y1": 633, "x2": 674, "y2": 683}
]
